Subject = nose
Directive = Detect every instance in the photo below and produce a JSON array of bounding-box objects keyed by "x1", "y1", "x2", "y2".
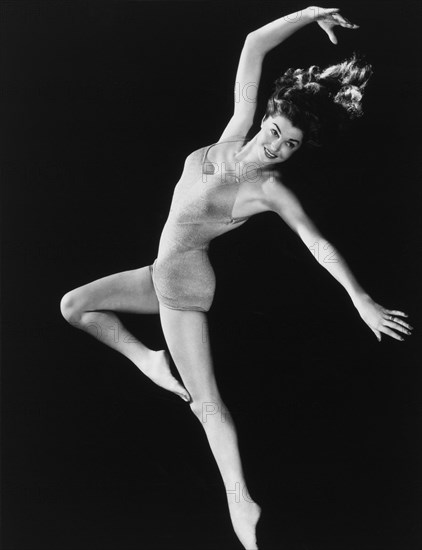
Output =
[{"x1": 270, "y1": 136, "x2": 283, "y2": 152}]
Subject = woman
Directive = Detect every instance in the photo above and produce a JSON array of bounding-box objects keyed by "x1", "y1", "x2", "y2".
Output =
[{"x1": 60, "y1": 6, "x2": 413, "y2": 549}]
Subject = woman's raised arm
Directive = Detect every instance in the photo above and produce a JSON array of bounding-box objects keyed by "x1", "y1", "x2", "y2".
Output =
[{"x1": 219, "y1": 6, "x2": 358, "y2": 141}]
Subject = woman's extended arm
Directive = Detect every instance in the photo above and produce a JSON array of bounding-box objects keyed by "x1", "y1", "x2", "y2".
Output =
[
  {"x1": 265, "y1": 182, "x2": 413, "y2": 342},
  {"x1": 219, "y1": 6, "x2": 358, "y2": 141}
]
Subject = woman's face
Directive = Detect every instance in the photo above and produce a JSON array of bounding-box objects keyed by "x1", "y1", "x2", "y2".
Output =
[{"x1": 256, "y1": 114, "x2": 303, "y2": 164}]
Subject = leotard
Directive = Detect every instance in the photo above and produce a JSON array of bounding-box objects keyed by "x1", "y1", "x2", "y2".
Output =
[{"x1": 149, "y1": 137, "x2": 251, "y2": 312}]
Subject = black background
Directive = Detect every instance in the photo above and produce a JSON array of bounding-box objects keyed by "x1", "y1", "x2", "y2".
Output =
[{"x1": 1, "y1": 1, "x2": 421, "y2": 549}]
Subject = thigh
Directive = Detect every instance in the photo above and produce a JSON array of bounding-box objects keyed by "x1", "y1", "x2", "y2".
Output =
[
  {"x1": 68, "y1": 265, "x2": 159, "y2": 314},
  {"x1": 158, "y1": 305, "x2": 221, "y2": 403}
]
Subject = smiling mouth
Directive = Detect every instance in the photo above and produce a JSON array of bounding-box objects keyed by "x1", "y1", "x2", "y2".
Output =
[{"x1": 264, "y1": 146, "x2": 277, "y2": 160}]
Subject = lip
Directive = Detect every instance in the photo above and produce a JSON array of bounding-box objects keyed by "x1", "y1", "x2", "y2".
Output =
[{"x1": 264, "y1": 146, "x2": 277, "y2": 160}]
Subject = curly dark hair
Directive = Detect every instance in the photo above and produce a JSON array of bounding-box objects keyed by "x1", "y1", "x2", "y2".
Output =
[{"x1": 264, "y1": 52, "x2": 373, "y2": 147}]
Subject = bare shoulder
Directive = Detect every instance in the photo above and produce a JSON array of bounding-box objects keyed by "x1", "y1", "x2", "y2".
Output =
[
  {"x1": 207, "y1": 135, "x2": 249, "y2": 163},
  {"x1": 261, "y1": 173, "x2": 303, "y2": 215}
]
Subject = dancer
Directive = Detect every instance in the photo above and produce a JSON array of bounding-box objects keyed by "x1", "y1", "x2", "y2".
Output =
[{"x1": 60, "y1": 6, "x2": 412, "y2": 549}]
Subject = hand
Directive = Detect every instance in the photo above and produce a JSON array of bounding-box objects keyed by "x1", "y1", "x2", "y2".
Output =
[
  {"x1": 306, "y1": 6, "x2": 359, "y2": 44},
  {"x1": 354, "y1": 294, "x2": 413, "y2": 342}
]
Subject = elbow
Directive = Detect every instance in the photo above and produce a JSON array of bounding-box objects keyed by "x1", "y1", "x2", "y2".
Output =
[
  {"x1": 242, "y1": 32, "x2": 266, "y2": 60},
  {"x1": 245, "y1": 31, "x2": 262, "y2": 50}
]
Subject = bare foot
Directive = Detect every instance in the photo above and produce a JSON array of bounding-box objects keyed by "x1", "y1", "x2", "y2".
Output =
[
  {"x1": 137, "y1": 349, "x2": 191, "y2": 402},
  {"x1": 229, "y1": 500, "x2": 262, "y2": 550}
]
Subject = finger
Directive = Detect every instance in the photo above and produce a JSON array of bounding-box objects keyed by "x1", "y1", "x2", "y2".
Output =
[
  {"x1": 383, "y1": 320, "x2": 412, "y2": 335},
  {"x1": 385, "y1": 309, "x2": 409, "y2": 318},
  {"x1": 381, "y1": 326, "x2": 405, "y2": 341},
  {"x1": 383, "y1": 315, "x2": 413, "y2": 330},
  {"x1": 371, "y1": 328, "x2": 382, "y2": 342},
  {"x1": 327, "y1": 29, "x2": 338, "y2": 44},
  {"x1": 333, "y1": 14, "x2": 359, "y2": 27},
  {"x1": 396, "y1": 319, "x2": 413, "y2": 330}
]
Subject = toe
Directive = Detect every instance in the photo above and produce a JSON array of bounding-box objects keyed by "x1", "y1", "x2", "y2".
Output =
[
  {"x1": 169, "y1": 376, "x2": 191, "y2": 402},
  {"x1": 175, "y1": 383, "x2": 191, "y2": 402},
  {"x1": 179, "y1": 393, "x2": 191, "y2": 403}
]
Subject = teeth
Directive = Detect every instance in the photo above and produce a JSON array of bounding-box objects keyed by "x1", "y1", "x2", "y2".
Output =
[{"x1": 264, "y1": 147, "x2": 276, "y2": 159}]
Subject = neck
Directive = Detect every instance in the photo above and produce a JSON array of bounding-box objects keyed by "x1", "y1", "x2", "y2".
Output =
[{"x1": 234, "y1": 136, "x2": 265, "y2": 168}]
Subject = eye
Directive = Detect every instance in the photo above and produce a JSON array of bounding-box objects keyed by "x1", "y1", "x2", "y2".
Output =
[
  {"x1": 286, "y1": 142, "x2": 295, "y2": 149},
  {"x1": 270, "y1": 128, "x2": 278, "y2": 136}
]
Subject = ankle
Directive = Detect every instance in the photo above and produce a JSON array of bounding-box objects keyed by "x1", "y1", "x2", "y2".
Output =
[
  {"x1": 225, "y1": 481, "x2": 257, "y2": 508},
  {"x1": 130, "y1": 346, "x2": 155, "y2": 369}
]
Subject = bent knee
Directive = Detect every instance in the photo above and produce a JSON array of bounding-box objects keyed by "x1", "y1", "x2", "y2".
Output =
[{"x1": 60, "y1": 290, "x2": 84, "y2": 324}]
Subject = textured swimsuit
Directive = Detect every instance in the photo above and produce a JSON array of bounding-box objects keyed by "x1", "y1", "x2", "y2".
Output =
[{"x1": 149, "y1": 137, "x2": 251, "y2": 312}]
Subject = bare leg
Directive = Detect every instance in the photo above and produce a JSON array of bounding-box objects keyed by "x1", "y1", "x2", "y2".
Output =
[
  {"x1": 60, "y1": 266, "x2": 191, "y2": 402},
  {"x1": 159, "y1": 305, "x2": 261, "y2": 550}
]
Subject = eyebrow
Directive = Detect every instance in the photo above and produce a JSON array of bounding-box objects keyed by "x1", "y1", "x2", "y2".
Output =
[{"x1": 273, "y1": 123, "x2": 301, "y2": 143}]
